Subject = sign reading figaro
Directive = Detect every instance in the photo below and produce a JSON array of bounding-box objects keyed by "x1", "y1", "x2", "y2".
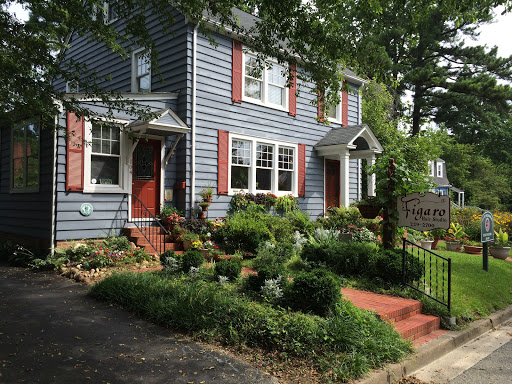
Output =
[{"x1": 398, "y1": 192, "x2": 450, "y2": 231}]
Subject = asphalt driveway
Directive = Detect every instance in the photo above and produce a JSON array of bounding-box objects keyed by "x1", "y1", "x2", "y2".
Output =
[{"x1": 0, "y1": 265, "x2": 276, "y2": 384}]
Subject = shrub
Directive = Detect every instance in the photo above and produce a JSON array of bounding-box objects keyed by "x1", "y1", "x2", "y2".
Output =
[
  {"x1": 254, "y1": 241, "x2": 295, "y2": 267},
  {"x1": 284, "y1": 269, "x2": 342, "y2": 317},
  {"x1": 245, "y1": 263, "x2": 286, "y2": 293},
  {"x1": 181, "y1": 250, "x2": 204, "y2": 273},
  {"x1": 103, "y1": 236, "x2": 131, "y2": 252},
  {"x1": 302, "y1": 241, "x2": 380, "y2": 277},
  {"x1": 317, "y1": 206, "x2": 362, "y2": 230},
  {"x1": 131, "y1": 247, "x2": 151, "y2": 263},
  {"x1": 373, "y1": 249, "x2": 423, "y2": 284},
  {"x1": 214, "y1": 259, "x2": 242, "y2": 281},
  {"x1": 160, "y1": 250, "x2": 182, "y2": 273},
  {"x1": 65, "y1": 242, "x2": 96, "y2": 262},
  {"x1": 286, "y1": 209, "x2": 317, "y2": 235}
]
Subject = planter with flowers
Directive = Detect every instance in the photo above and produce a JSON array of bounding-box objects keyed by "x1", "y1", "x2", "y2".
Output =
[
  {"x1": 199, "y1": 187, "x2": 213, "y2": 205},
  {"x1": 464, "y1": 241, "x2": 483, "y2": 255},
  {"x1": 182, "y1": 232, "x2": 201, "y2": 251},
  {"x1": 419, "y1": 231, "x2": 434, "y2": 250},
  {"x1": 200, "y1": 239, "x2": 218, "y2": 259},
  {"x1": 199, "y1": 201, "x2": 210, "y2": 212},
  {"x1": 172, "y1": 225, "x2": 185, "y2": 242},
  {"x1": 490, "y1": 229, "x2": 511, "y2": 260},
  {"x1": 444, "y1": 223, "x2": 469, "y2": 252},
  {"x1": 355, "y1": 197, "x2": 382, "y2": 219}
]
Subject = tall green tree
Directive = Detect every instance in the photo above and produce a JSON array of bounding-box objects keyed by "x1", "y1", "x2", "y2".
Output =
[{"x1": 351, "y1": 0, "x2": 512, "y2": 136}]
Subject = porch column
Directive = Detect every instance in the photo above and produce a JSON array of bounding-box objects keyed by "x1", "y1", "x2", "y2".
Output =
[
  {"x1": 367, "y1": 154, "x2": 376, "y2": 197},
  {"x1": 339, "y1": 153, "x2": 350, "y2": 207}
]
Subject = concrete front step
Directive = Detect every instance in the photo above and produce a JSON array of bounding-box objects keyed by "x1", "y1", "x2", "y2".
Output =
[{"x1": 341, "y1": 287, "x2": 443, "y2": 345}]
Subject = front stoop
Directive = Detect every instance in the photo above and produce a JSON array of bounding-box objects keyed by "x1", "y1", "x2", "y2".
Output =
[
  {"x1": 122, "y1": 225, "x2": 183, "y2": 256},
  {"x1": 341, "y1": 288, "x2": 448, "y2": 347}
]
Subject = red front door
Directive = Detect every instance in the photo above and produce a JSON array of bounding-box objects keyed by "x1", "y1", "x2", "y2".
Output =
[
  {"x1": 132, "y1": 139, "x2": 161, "y2": 218},
  {"x1": 325, "y1": 159, "x2": 340, "y2": 211}
]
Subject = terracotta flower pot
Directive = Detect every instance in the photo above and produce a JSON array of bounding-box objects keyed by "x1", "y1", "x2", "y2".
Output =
[
  {"x1": 489, "y1": 246, "x2": 510, "y2": 260},
  {"x1": 464, "y1": 245, "x2": 483, "y2": 255},
  {"x1": 432, "y1": 236, "x2": 440, "y2": 250},
  {"x1": 182, "y1": 239, "x2": 191, "y2": 251}
]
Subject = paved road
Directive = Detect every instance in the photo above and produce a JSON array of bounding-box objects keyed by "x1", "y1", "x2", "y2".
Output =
[
  {"x1": 0, "y1": 265, "x2": 276, "y2": 384},
  {"x1": 414, "y1": 320, "x2": 512, "y2": 384}
]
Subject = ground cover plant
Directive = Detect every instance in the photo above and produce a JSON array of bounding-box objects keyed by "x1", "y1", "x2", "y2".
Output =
[{"x1": 89, "y1": 271, "x2": 411, "y2": 382}]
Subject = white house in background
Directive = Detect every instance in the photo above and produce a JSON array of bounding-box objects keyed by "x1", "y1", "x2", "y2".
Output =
[{"x1": 428, "y1": 158, "x2": 464, "y2": 207}]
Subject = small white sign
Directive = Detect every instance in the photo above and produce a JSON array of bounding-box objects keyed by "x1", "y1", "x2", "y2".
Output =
[{"x1": 398, "y1": 192, "x2": 450, "y2": 231}]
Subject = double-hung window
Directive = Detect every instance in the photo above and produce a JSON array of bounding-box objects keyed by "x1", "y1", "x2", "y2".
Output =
[
  {"x1": 437, "y1": 162, "x2": 443, "y2": 178},
  {"x1": 83, "y1": 121, "x2": 128, "y2": 193},
  {"x1": 326, "y1": 100, "x2": 342, "y2": 123},
  {"x1": 428, "y1": 160, "x2": 435, "y2": 177},
  {"x1": 11, "y1": 118, "x2": 40, "y2": 193},
  {"x1": 132, "y1": 49, "x2": 151, "y2": 93},
  {"x1": 230, "y1": 134, "x2": 297, "y2": 195},
  {"x1": 243, "y1": 54, "x2": 288, "y2": 110}
]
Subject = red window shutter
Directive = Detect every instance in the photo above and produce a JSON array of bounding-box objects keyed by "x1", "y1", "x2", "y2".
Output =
[
  {"x1": 288, "y1": 63, "x2": 297, "y2": 116},
  {"x1": 317, "y1": 91, "x2": 325, "y2": 122},
  {"x1": 218, "y1": 130, "x2": 229, "y2": 194},
  {"x1": 232, "y1": 40, "x2": 243, "y2": 103},
  {"x1": 66, "y1": 111, "x2": 84, "y2": 191},
  {"x1": 342, "y1": 81, "x2": 349, "y2": 126},
  {"x1": 298, "y1": 144, "x2": 306, "y2": 197}
]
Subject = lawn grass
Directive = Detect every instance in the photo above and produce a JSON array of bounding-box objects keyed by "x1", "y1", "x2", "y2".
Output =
[{"x1": 437, "y1": 250, "x2": 512, "y2": 320}]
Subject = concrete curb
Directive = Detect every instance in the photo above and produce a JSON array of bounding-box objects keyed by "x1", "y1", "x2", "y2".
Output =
[{"x1": 355, "y1": 304, "x2": 512, "y2": 384}]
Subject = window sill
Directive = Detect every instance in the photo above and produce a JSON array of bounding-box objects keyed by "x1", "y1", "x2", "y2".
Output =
[
  {"x1": 9, "y1": 186, "x2": 40, "y2": 194},
  {"x1": 241, "y1": 97, "x2": 289, "y2": 113},
  {"x1": 228, "y1": 189, "x2": 296, "y2": 197},
  {"x1": 83, "y1": 185, "x2": 128, "y2": 194}
]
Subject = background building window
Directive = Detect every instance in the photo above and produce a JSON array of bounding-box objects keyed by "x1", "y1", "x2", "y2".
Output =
[
  {"x1": 11, "y1": 119, "x2": 40, "y2": 192},
  {"x1": 437, "y1": 162, "x2": 443, "y2": 178}
]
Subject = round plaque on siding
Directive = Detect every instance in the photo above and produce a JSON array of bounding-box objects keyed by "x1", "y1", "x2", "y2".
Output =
[{"x1": 80, "y1": 203, "x2": 93, "y2": 217}]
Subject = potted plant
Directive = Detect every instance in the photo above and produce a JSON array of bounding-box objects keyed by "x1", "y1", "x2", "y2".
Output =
[
  {"x1": 199, "y1": 187, "x2": 213, "y2": 204},
  {"x1": 444, "y1": 223, "x2": 468, "y2": 252},
  {"x1": 200, "y1": 239, "x2": 217, "y2": 258},
  {"x1": 464, "y1": 241, "x2": 483, "y2": 255},
  {"x1": 172, "y1": 225, "x2": 185, "y2": 242},
  {"x1": 355, "y1": 196, "x2": 382, "y2": 219},
  {"x1": 429, "y1": 228, "x2": 446, "y2": 250},
  {"x1": 182, "y1": 232, "x2": 200, "y2": 251},
  {"x1": 199, "y1": 201, "x2": 210, "y2": 212},
  {"x1": 489, "y1": 228, "x2": 511, "y2": 260},
  {"x1": 420, "y1": 231, "x2": 434, "y2": 250}
]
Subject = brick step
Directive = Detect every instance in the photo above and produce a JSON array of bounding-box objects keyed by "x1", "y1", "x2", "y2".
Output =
[
  {"x1": 392, "y1": 314, "x2": 441, "y2": 341},
  {"x1": 341, "y1": 288, "x2": 422, "y2": 322},
  {"x1": 123, "y1": 227, "x2": 167, "y2": 237},
  {"x1": 133, "y1": 237, "x2": 172, "y2": 246}
]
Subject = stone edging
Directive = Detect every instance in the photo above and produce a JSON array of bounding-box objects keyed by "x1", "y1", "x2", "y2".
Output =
[{"x1": 355, "y1": 304, "x2": 512, "y2": 384}]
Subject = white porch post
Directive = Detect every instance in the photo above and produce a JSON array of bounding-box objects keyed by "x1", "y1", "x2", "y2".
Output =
[
  {"x1": 367, "y1": 154, "x2": 376, "y2": 197},
  {"x1": 339, "y1": 153, "x2": 350, "y2": 207}
]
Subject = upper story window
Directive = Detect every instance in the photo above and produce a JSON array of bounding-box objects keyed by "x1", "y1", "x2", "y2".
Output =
[
  {"x1": 428, "y1": 160, "x2": 435, "y2": 177},
  {"x1": 11, "y1": 118, "x2": 40, "y2": 193},
  {"x1": 132, "y1": 49, "x2": 151, "y2": 93},
  {"x1": 91, "y1": 1, "x2": 118, "y2": 23},
  {"x1": 83, "y1": 121, "x2": 128, "y2": 193},
  {"x1": 326, "y1": 99, "x2": 342, "y2": 124},
  {"x1": 66, "y1": 81, "x2": 79, "y2": 93},
  {"x1": 230, "y1": 134, "x2": 297, "y2": 195},
  {"x1": 437, "y1": 162, "x2": 443, "y2": 178},
  {"x1": 243, "y1": 53, "x2": 288, "y2": 110}
]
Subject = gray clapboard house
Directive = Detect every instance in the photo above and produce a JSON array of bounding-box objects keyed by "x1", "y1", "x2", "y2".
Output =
[{"x1": 0, "y1": 7, "x2": 383, "y2": 250}]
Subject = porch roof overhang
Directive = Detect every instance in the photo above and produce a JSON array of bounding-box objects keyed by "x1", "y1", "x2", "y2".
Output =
[
  {"x1": 313, "y1": 124, "x2": 383, "y2": 159},
  {"x1": 127, "y1": 108, "x2": 190, "y2": 136}
]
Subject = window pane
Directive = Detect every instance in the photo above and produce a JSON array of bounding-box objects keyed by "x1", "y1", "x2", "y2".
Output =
[
  {"x1": 245, "y1": 56, "x2": 262, "y2": 79},
  {"x1": 27, "y1": 156, "x2": 39, "y2": 187},
  {"x1": 13, "y1": 157, "x2": 25, "y2": 188},
  {"x1": 278, "y1": 170, "x2": 292, "y2": 191},
  {"x1": 92, "y1": 125, "x2": 101, "y2": 140},
  {"x1": 138, "y1": 74, "x2": 150, "y2": 92},
  {"x1": 278, "y1": 147, "x2": 294, "y2": 170},
  {"x1": 256, "y1": 168, "x2": 272, "y2": 190},
  {"x1": 91, "y1": 155, "x2": 119, "y2": 185},
  {"x1": 231, "y1": 166, "x2": 248, "y2": 189},
  {"x1": 268, "y1": 85, "x2": 284, "y2": 106},
  {"x1": 232, "y1": 140, "x2": 251, "y2": 165},
  {"x1": 102, "y1": 140, "x2": 110, "y2": 154},
  {"x1": 244, "y1": 78, "x2": 262, "y2": 100},
  {"x1": 268, "y1": 65, "x2": 286, "y2": 86},
  {"x1": 327, "y1": 104, "x2": 337, "y2": 119},
  {"x1": 111, "y1": 140, "x2": 120, "y2": 155},
  {"x1": 12, "y1": 126, "x2": 25, "y2": 160},
  {"x1": 92, "y1": 139, "x2": 101, "y2": 153},
  {"x1": 256, "y1": 144, "x2": 273, "y2": 168}
]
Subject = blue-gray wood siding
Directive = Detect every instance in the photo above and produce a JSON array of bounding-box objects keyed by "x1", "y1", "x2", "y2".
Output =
[{"x1": 0, "y1": 124, "x2": 54, "y2": 245}]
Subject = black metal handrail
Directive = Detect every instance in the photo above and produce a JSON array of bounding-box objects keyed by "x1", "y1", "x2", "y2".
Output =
[
  {"x1": 130, "y1": 193, "x2": 169, "y2": 255},
  {"x1": 402, "y1": 238, "x2": 452, "y2": 312}
]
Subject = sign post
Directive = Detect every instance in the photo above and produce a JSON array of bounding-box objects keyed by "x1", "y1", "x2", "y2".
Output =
[{"x1": 481, "y1": 211, "x2": 494, "y2": 272}]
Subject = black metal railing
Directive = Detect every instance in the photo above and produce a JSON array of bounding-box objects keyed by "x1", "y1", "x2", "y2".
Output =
[
  {"x1": 130, "y1": 194, "x2": 169, "y2": 255},
  {"x1": 402, "y1": 238, "x2": 451, "y2": 312}
]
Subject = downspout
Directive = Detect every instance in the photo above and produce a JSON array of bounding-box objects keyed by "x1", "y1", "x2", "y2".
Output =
[
  {"x1": 190, "y1": 24, "x2": 198, "y2": 215},
  {"x1": 51, "y1": 115, "x2": 58, "y2": 254}
]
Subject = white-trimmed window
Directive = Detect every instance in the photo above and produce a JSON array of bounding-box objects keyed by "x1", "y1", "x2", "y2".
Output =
[
  {"x1": 428, "y1": 160, "x2": 435, "y2": 177},
  {"x1": 437, "y1": 162, "x2": 443, "y2": 178},
  {"x1": 243, "y1": 53, "x2": 288, "y2": 110},
  {"x1": 229, "y1": 134, "x2": 297, "y2": 195},
  {"x1": 83, "y1": 121, "x2": 128, "y2": 193},
  {"x1": 66, "y1": 81, "x2": 79, "y2": 93},
  {"x1": 132, "y1": 49, "x2": 151, "y2": 93},
  {"x1": 91, "y1": 1, "x2": 118, "y2": 23},
  {"x1": 11, "y1": 118, "x2": 40, "y2": 193}
]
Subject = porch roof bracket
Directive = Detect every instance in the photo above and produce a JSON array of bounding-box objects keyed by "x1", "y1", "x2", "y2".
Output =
[
  {"x1": 126, "y1": 128, "x2": 147, "y2": 164},
  {"x1": 164, "y1": 133, "x2": 184, "y2": 167}
]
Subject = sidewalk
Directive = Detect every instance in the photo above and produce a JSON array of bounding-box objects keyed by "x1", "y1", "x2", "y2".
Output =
[{"x1": 0, "y1": 265, "x2": 276, "y2": 384}]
